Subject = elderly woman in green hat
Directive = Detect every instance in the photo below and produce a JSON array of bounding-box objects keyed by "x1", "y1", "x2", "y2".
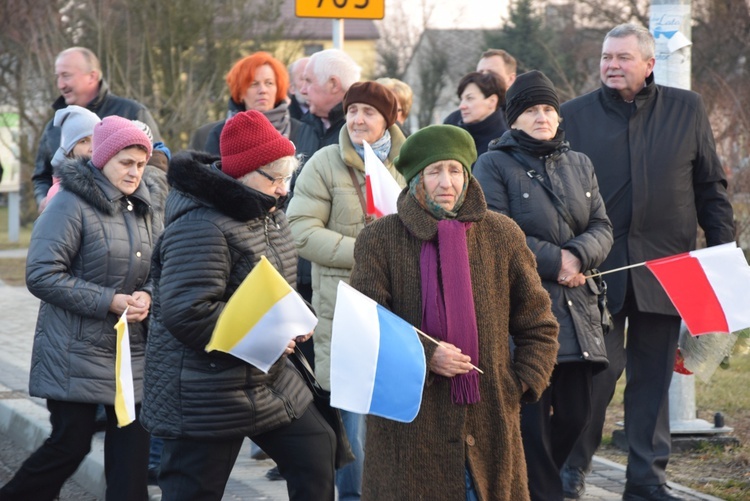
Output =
[{"x1": 348, "y1": 124, "x2": 559, "y2": 501}]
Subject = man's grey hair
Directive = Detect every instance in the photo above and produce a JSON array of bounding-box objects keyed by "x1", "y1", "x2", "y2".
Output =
[
  {"x1": 307, "y1": 49, "x2": 361, "y2": 91},
  {"x1": 289, "y1": 57, "x2": 310, "y2": 76},
  {"x1": 57, "y1": 47, "x2": 103, "y2": 81},
  {"x1": 604, "y1": 24, "x2": 655, "y2": 60}
]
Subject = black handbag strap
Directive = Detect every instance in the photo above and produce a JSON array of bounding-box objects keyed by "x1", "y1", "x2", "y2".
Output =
[{"x1": 507, "y1": 150, "x2": 579, "y2": 235}]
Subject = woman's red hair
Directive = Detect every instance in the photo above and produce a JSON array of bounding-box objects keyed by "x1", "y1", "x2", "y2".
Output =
[{"x1": 226, "y1": 52, "x2": 289, "y2": 107}]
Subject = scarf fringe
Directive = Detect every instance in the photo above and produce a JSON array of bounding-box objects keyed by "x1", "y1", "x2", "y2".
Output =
[{"x1": 451, "y1": 370, "x2": 480, "y2": 405}]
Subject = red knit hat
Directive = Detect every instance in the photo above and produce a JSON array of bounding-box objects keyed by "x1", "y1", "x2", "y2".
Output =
[
  {"x1": 220, "y1": 110, "x2": 296, "y2": 179},
  {"x1": 92, "y1": 116, "x2": 153, "y2": 169}
]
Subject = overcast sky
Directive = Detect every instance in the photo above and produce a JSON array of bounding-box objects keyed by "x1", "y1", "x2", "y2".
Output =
[{"x1": 384, "y1": 0, "x2": 509, "y2": 29}]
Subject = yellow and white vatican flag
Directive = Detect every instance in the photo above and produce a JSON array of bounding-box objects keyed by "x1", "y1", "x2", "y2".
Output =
[
  {"x1": 114, "y1": 309, "x2": 136, "y2": 427},
  {"x1": 206, "y1": 256, "x2": 318, "y2": 373}
]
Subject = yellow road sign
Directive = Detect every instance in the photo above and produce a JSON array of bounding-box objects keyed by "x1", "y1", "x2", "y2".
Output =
[{"x1": 296, "y1": 0, "x2": 384, "y2": 20}]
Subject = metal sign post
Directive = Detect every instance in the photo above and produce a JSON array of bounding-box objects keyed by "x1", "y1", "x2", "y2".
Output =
[{"x1": 296, "y1": 0, "x2": 385, "y2": 50}]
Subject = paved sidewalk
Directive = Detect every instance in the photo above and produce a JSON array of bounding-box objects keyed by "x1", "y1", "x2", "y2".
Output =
[{"x1": 0, "y1": 252, "x2": 725, "y2": 500}]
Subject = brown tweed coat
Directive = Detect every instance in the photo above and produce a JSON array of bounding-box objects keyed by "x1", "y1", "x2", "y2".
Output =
[{"x1": 349, "y1": 178, "x2": 559, "y2": 501}]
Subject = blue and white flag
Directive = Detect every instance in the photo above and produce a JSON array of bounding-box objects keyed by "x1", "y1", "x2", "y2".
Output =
[{"x1": 330, "y1": 281, "x2": 426, "y2": 423}]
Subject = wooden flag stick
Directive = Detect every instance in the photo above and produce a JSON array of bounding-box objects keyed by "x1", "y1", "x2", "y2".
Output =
[
  {"x1": 413, "y1": 327, "x2": 485, "y2": 374},
  {"x1": 584, "y1": 261, "x2": 647, "y2": 279}
]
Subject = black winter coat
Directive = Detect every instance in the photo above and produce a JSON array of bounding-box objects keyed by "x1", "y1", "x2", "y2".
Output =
[
  {"x1": 444, "y1": 108, "x2": 508, "y2": 157},
  {"x1": 26, "y1": 159, "x2": 166, "y2": 404},
  {"x1": 141, "y1": 151, "x2": 312, "y2": 439},
  {"x1": 32, "y1": 80, "x2": 161, "y2": 205},
  {"x1": 560, "y1": 76, "x2": 735, "y2": 315},
  {"x1": 474, "y1": 132, "x2": 612, "y2": 368}
]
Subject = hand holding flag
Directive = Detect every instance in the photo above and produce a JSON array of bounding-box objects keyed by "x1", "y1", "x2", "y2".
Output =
[{"x1": 206, "y1": 256, "x2": 318, "y2": 373}]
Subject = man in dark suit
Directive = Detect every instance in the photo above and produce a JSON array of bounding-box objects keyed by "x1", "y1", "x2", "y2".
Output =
[{"x1": 559, "y1": 24, "x2": 734, "y2": 501}]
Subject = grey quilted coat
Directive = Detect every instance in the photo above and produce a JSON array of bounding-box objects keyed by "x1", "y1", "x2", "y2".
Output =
[
  {"x1": 25, "y1": 158, "x2": 167, "y2": 404},
  {"x1": 140, "y1": 152, "x2": 312, "y2": 439}
]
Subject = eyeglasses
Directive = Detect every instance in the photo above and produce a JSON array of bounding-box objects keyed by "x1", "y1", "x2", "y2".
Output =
[{"x1": 256, "y1": 169, "x2": 293, "y2": 187}]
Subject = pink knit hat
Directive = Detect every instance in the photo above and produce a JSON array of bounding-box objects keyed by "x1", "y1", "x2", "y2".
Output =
[
  {"x1": 92, "y1": 116, "x2": 153, "y2": 169},
  {"x1": 220, "y1": 110, "x2": 296, "y2": 179}
]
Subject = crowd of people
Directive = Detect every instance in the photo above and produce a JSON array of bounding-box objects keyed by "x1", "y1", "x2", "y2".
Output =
[{"x1": 0, "y1": 21, "x2": 735, "y2": 501}]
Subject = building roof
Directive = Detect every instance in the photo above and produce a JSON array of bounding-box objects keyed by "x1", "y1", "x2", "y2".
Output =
[{"x1": 281, "y1": 0, "x2": 380, "y2": 40}]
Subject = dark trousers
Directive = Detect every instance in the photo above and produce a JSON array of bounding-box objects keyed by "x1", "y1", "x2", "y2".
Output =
[
  {"x1": 0, "y1": 399, "x2": 150, "y2": 501},
  {"x1": 565, "y1": 298, "x2": 681, "y2": 486},
  {"x1": 521, "y1": 363, "x2": 593, "y2": 501},
  {"x1": 158, "y1": 403, "x2": 336, "y2": 501}
]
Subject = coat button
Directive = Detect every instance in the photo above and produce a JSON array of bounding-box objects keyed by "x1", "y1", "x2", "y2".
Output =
[
  {"x1": 522, "y1": 193, "x2": 529, "y2": 198},
  {"x1": 567, "y1": 300, "x2": 573, "y2": 306},
  {"x1": 586, "y1": 191, "x2": 591, "y2": 198},
  {"x1": 136, "y1": 251, "x2": 142, "y2": 257},
  {"x1": 209, "y1": 363, "x2": 216, "y2": 368},
  {"x1": 466, "y1": 435, "x2": 476, "y2": 446},
  {"x1": 127, "y1": 204, "x2": 133, "y2": 211},
  {"x1": 583, "y1": 351, "x2": 590, "y2": 358}
]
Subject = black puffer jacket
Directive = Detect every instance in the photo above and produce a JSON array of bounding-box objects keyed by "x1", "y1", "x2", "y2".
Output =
[
  {"x1": 26, "y1": 158, "x2": 165, "y2": 404},
  {"x1": 474, "y1": 132, "x2": 612, "y2": 369},
  {"x1": 141, "y1": 151, "x2": 312, "y2": 439}
]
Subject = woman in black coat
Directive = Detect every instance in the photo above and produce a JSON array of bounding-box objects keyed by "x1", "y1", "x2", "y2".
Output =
[
  {"x1": 141, "y1": 111, "x2": 335, "y2": 501},
  {"x1": 473, "y1": 71, "x2": 613, "y2": 501},
  {"x1": 445, "y1": 71, "x2": 508, "y2": 157}
]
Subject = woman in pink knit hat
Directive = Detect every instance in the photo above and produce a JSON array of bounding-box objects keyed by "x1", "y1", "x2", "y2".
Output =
[{"x1": 1, "y1": 116, "x2": 167, "y2": 501}]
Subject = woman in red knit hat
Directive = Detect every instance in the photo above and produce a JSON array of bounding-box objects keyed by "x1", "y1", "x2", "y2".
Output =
[{"x1": 141, "y1": 110, "x2": 337, "y2": 501}]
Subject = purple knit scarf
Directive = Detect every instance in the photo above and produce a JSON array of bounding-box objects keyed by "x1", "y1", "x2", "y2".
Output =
[{"x1": 420, "y1": 219, "x2": 480, "y2": 404}]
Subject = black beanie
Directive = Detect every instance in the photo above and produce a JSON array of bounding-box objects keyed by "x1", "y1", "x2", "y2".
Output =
[{"x1": 504, "y1": 70, "x2": 560, "y2": 127}]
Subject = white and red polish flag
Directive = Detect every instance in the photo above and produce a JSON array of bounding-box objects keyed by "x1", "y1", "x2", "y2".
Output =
[
  {"x1": 645, "y1": 242, "x2": 750, "y2": 336},
  {"x1": 363, "y1": 140, "x2": 402, "y2": 218}
]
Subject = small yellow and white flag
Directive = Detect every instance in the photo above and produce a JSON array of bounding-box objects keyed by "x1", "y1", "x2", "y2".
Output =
[
  {"x1": 114, "y1": 309, "x2": 136, "y2": 427},
  {"x1": 206, "y1": 256, "x2": 318, "y2": 373}
]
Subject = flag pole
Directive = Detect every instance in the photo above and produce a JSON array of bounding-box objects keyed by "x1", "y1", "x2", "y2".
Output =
[
  {"x1": 413, "y1": 327, "x2": 484, "y2": 374},
  {"x1": 585, "y1": 261, "x2": 647, "y2": 278}
]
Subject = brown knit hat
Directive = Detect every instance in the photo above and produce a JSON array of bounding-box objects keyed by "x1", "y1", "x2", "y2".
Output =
[
  {"x1": 220, "y1": 110, "x2": 296, "y2": 179},
  {"x1": 343, "y1": 81, "x2": 399, "y2": 128}
]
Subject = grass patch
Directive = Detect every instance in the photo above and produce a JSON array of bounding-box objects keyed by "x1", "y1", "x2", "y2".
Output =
[
  {"x1": 0, "y1": 205, "x2": 33, "y2": 250},
  {"x1": 0, "y1": 258, "x2": 26, "y2": 286}
]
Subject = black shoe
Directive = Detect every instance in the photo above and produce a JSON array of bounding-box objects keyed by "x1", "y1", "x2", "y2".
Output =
[
  {"x1": 561, "y1": 464, "x2": 586, "y2": 499},
  {"x1": 265, "y1": 466, "x2": 284, "y2": 481},
  {"x1": 623, "y1": 483, "x2": 686, "y2": 501}
]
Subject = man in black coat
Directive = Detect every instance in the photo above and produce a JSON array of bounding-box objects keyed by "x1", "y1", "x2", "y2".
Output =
[
  {"x1": 559, "y1": 24, "x2": 734, "y2": 501},
  {"x1": 32, "y1": 47, "x2": 161, "y2": 212}
]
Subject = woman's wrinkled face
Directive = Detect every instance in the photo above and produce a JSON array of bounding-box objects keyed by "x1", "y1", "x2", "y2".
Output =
[
  {"x1": 422, "y1": 160, "x2": 465, "y2": 211},
  {"x1": 511, "y1": 104, "x2": 560, "y2": 141},
  {"x1": 346, "y1": 103, "x2": 387, "y2": 146},
  {"x1": 242, "y1": 64, "x2": 277, "y2": 112},
  {"x1": 459, "y1": 83, "x2": 498, "y2": 124},
  {"x1": 101, "y1": 147, "x2": 148, "y2": 196},
  {"x1": 241, "y1": 163, "x2": 293, "y2": 200}
]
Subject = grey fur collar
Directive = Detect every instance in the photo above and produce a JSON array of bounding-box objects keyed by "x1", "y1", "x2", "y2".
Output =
[{"x1": 58, "y1": 158, "x2": 154, "y2": 217}]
